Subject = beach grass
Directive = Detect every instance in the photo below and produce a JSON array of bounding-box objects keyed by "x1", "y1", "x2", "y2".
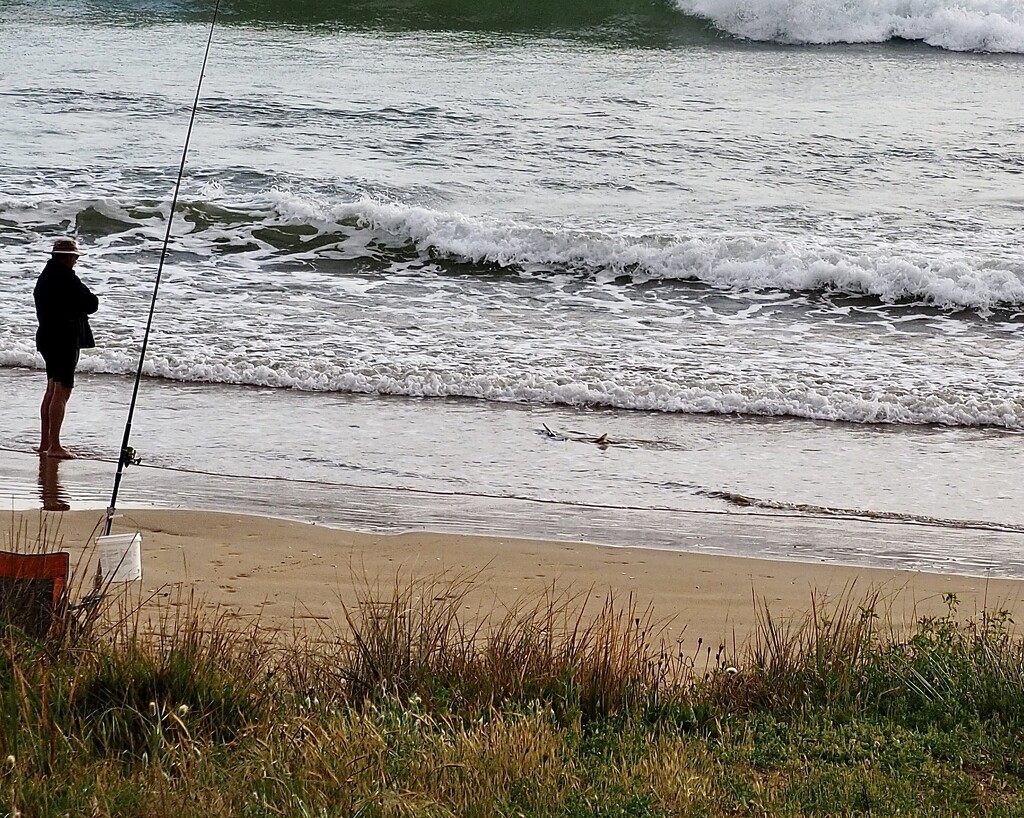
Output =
[{"x1": 4, "y1": 531, "x2": 1024, "y2": 816}]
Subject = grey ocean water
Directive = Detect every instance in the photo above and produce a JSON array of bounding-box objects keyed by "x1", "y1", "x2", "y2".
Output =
[{"x1": 1, "y1": 1, "x2": 1023, "y2": 574}]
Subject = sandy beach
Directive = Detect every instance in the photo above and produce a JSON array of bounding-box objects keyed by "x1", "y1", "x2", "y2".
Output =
[{"x1": 9, "y1": 507, "x2": 1024, "y2": 646}]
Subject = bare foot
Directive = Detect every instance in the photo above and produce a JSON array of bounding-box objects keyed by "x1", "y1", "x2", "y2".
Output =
[{"x1": 46, "y1": 447, "x2": 76, "y2": 460}]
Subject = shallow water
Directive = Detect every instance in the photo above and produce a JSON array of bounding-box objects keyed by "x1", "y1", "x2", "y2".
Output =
[{"x1": 3, "y1": 368, "x2": 1024, "y2": 577}]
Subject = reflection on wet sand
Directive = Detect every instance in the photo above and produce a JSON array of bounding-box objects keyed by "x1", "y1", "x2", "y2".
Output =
[{"x1": 38, "y1": 455, "x2": 71, "y2": 511}]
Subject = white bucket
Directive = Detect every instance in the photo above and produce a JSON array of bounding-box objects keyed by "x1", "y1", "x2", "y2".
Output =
[{"x1": 96, "y1": 532, "x2": 143, "y2": 582}]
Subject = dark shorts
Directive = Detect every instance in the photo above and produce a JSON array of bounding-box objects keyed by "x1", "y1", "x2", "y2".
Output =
[{"x1": 41, "y1": 347, "x2": 80, "y2": 389}]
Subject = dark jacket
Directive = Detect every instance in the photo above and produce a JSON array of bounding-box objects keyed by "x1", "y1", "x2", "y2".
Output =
[{"x1": 34, "y1": 258, "x2": 99, "y2": 354}]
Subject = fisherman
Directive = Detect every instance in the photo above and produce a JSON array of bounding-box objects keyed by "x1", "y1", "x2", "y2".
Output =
[{"x1": 34, "y1": 237, "x2": 98, "y2": 459}]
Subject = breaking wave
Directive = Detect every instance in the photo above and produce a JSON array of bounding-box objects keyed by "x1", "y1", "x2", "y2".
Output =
[
  {"x1": 677, "y1": 0, "x2": 1024, "y2": 52},
  {"x1": 4, "y1": 192, "x2": 1022, "y2": 313},
  {"x1": 27, "y1": 0, "x2": 1024, "y2": 52}
]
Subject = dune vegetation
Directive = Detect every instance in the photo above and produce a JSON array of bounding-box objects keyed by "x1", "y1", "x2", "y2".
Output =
[{"x1": 3, "y1": 530, "x2": 1024, "y2": 817}]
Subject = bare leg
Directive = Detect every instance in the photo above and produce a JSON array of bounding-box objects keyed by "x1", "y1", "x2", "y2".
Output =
[
  {"x1": 37, "y1": 378, "x2": 57, "y2": 453},
  {"x1": 46, "y1": 382, "x2": 76, "y2": 459}
]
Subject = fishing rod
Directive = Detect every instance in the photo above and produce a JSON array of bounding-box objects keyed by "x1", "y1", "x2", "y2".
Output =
[{"x1": 103, "y1": 0, "x2": 222, "y2": 538}]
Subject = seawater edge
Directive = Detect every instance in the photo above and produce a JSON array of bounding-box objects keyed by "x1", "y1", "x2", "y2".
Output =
[{"x1": 2, "y1": 367, "x2": 1024, "y2": 577}]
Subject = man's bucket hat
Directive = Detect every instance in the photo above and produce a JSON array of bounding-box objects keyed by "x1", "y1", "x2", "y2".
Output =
[{"x1": 51, "y1": 237, "x2": 84, "y2": 256}]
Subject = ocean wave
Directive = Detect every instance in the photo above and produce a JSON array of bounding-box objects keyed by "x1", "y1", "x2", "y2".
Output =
[
  {"x1": 677, "y1": 0, "x2": 1024, "y2": 52},
  {"x1": 47, "y1": 0, "x2": 711, "y2": 43},
  {"x1": 3, "y1": 347, "x2": 1023, "y2": 429},
  {"x1": 333, "y1": 197, "x2": 1024, "y2": 311},
  {"x1": 4, "y1": 192, "x2": 1023, "y2": 311},
  {"x1": 30, "y1": 0, "x2": 1024, "y2": 52}
]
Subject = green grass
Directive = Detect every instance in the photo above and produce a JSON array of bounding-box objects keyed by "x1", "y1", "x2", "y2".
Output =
[{"x1": 4, "y1": 527, "x2": 1024, "y2": 816}]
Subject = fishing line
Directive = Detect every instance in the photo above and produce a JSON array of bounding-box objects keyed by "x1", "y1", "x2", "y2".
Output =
[{"x1": 103, "y1": 0, "x2": 221, "y2": 538}]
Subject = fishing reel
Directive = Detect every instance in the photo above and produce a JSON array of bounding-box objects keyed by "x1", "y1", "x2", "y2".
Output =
[{"x1": 120, "y1": 446, "x2": 142, "y2": 468}]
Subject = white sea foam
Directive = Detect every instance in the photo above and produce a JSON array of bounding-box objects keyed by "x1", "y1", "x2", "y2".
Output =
[
  {"x1": 676, "y1": 0, "x2": 1024, "y2": 52},
  {"x1": 4, "y1": 191, "x2": 1023, "y2": 432},
  {"x1": 4, "y1": 191, "x2": 1023, "y2": 309},
  {"x1": 302, "y1": 196, "x2": 1024, "y2": 311},
  {"x1": 3, "y1": 344, "x2": 1023, "y2": 430}
]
